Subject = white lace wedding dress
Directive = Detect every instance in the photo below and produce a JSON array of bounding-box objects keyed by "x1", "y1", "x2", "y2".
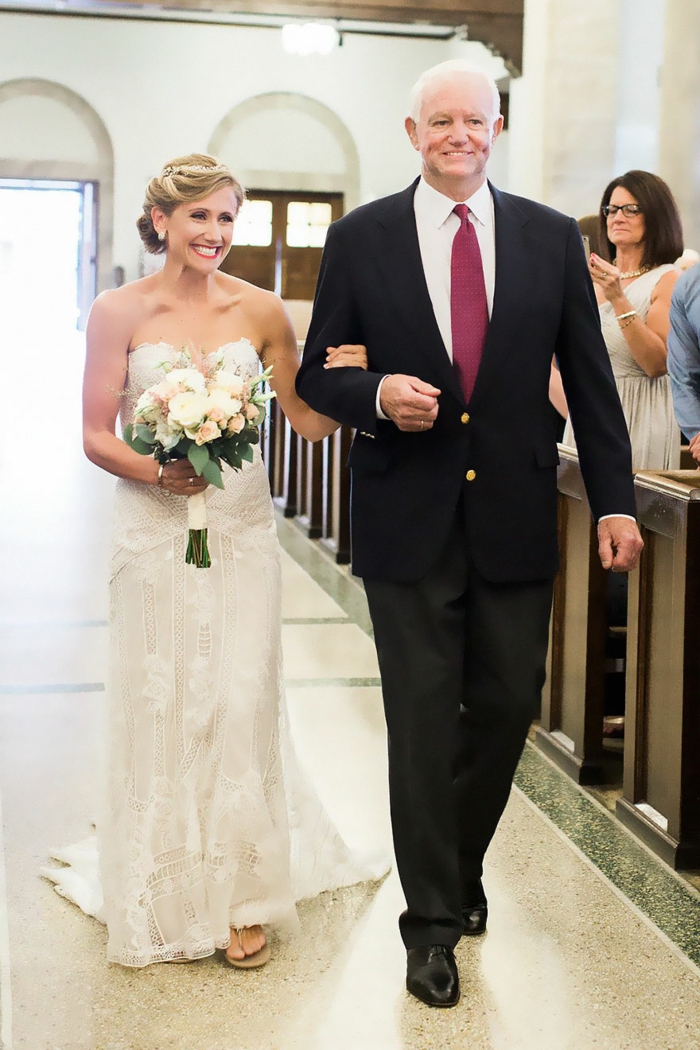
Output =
[{"x1": 43, "y1": 339, "x2": 387, "y2": 967}]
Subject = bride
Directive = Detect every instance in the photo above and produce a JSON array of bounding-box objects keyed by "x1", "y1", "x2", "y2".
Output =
[{"x1": 50, "y1": 154, "x2": 383, "y2": 969}]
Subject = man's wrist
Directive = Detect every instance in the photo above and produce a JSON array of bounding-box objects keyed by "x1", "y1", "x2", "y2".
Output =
[{"x1": 598, "y1": 514, "x2": 636, "y2": 524}]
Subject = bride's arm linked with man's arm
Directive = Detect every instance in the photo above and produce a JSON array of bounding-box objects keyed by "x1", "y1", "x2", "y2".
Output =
[
  {"x1": 256, "y1": 293, "x2": 368, "y2": 443},
  {"x1": 83, "y1": 285, "x2": 368, "y2": 487}
]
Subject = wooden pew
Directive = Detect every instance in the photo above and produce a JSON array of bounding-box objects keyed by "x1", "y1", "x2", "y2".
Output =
[
  {"x1": 261, "y1": 320, "x2": 353, "y2": 564},
  {"x1": 535, "y1": 446, "x2": 609, "y2": 783},
  {"x1": 616, "y1": 470, "x2": 700, "y2": 869},
  {"x1": 680, "y1": 445, "x2": 696, "y2": 470}
]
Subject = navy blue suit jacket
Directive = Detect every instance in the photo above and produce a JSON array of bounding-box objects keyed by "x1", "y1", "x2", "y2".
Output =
[{"x1": 296, "y1": 179, "x2": 636, "y2": 584}]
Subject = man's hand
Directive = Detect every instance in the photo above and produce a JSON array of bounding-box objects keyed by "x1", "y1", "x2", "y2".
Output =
[
  {"x1": 597, "y1": 517, "x2": 644, "y2": 572},
  {"x1": 688, "y1": 432, "x2": 700, "y2": 466},
  {"x1": 380, "y1": 374, "x2": 441, "y2": 432}
]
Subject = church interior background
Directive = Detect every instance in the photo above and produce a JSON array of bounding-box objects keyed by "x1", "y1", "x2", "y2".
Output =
[{"x1": 1, "y1": 0, "x2": 700, "y2": 1047}]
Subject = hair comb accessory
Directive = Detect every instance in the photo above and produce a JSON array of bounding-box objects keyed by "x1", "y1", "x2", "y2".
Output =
[{"x1": 161, "y1": 164, "x2": 228, "y2": 177}]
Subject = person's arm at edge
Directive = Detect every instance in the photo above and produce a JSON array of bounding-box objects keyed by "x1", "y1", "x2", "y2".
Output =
[{"x1": 668, "y1": 280, "x2": 700, "y2": 442}]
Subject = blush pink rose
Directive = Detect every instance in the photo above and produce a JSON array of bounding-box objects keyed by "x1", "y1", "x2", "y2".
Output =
[
  {"x1": 207, "y1": 406, "x2": 225, "y2": 424},
  {"x1": 227, "y1": 414, "x2": 245, "y2": 434},
  {"x1": 245, "y1": 403, "x2": 259, "y2": 421},
  {"x1": 195, "y1": 420, "x2": 222, "y2": 445}
]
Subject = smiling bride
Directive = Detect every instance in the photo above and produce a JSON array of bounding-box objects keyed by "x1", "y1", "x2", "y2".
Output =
[{"x1": 45, "y1": 154, "x2": 385, "y2": 969}]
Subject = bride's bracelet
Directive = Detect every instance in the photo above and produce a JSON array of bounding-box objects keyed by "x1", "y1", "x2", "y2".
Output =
[
  {"x1": 616, "y1": 309, "x2": 637, "y2": 324},
  {"x1": 157, "y1": 463, "x2": 165, "y2": 488}
]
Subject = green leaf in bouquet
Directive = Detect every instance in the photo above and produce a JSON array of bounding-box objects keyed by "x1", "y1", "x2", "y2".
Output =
[
  {"x1": 175, "y1": 437, "x2": 192, "y2": 455},
  {"x1": 239, "y1": 443, "x2": 254, "y2": 464},
  {"x1": 187, "y1": 443, "x2": 210, "y2": 476},
  {"x1": 202, "y1": 457, "x2": 224, "y2": 488},
  {"x1": 135, "y1": 424, "x2": 157, "y2": 444},
  {"x1": 124, "y1": 423, "x2": 155, "y2": 456},
  {"x1": 242, "y1": 428, "x2": 260, "y2": 445}
]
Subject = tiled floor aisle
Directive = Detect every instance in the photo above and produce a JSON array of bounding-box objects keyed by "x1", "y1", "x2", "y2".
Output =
[{"x1": 2, "y1": 329, "x2": 700, "y2": 1049}]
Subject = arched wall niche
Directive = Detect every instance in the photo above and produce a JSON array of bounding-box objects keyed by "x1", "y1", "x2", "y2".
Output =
[
  {"x1": 209, "y1": 92, "x2": 360, "y2": 212},
  {"x1": 0, "y1": 78, "x2": 114, "y2": 293}
]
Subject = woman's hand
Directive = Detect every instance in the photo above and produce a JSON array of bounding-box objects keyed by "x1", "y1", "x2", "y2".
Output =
[
  {"x1": 159, "y1": 458, "x2": 209, "y2": 496},
  {"x1": 589, "y1": 254, "x2": 624, "y2": 303},
  {"x1": 324, "y1": 344, "x2": 368, "y2": 369}
]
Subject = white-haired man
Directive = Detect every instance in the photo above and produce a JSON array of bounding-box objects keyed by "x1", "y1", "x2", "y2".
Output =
[{"x1": 297, "y1": 61, "x2": 642, "y2": 1007}]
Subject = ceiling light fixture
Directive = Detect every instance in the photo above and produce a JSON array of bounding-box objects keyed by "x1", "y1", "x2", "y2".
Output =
[{"x1": 282, "y1": 22, "x2": 341, "y2": 56}]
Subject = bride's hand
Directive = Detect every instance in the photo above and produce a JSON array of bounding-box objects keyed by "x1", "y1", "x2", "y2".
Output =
[
  {"x1": 324, "y1": 344, "x2": 368, "y2": 369},
  {"x1": 158, "y1": 458, "x2": 209, "y2": 496}
]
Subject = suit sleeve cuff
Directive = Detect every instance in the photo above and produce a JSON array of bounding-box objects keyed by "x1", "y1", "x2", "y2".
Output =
[
  {"x1": 376, "y1": 375, "x2": 391, "y2": 420},
  {"x1": 598, "y1": 514, "x2": 637, "y2": 524}
]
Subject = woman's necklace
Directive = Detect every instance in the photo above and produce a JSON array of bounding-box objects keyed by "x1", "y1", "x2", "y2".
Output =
[{"x1": 613, "y1": 259, "x2": 652, "y2": 280}]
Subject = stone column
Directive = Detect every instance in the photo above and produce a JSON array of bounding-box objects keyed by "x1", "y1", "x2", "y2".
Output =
[
  {"x1": 658, "y1": 0, "x2": 700, "y2": 251},
  {"x1": 509, "y1": 0, "x2": 622, "y2": 217}
]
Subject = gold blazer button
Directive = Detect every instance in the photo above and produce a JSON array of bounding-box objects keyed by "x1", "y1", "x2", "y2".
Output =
[
  {"x1": 461, "y1": 412, "x2": 470, "y2": 424},
  {"x1": 466, "y1": 470, "x2": 476, "y2": 482}
]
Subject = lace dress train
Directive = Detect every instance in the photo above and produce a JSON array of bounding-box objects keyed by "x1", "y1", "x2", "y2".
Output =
[{"x1": 43, "y1": 340, "x2": 387, "y2": 966}]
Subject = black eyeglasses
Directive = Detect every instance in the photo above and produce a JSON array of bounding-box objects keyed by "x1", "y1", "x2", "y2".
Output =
[{"x1": 602, "y1": 204, "x2": 643, "y2": 217}]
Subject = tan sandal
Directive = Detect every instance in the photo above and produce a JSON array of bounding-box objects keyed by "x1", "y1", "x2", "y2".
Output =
[{"x1": 224, "y1": 927, "x2": 270, "y2": 969}]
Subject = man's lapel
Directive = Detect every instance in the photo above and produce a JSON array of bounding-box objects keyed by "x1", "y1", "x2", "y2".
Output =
[
  {"x1": 373, "y1": 180, "x2": 538, "y2": 408},
  {"x1": 375, "y1": 180, "x2": 465, "y2": 404}
]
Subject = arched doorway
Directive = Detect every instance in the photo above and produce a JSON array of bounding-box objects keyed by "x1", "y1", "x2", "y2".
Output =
[
  {"x1": 209, "y1": 92, "x2": 359, "y2": 299},
  {"x1": 0, "y1": 78, "x2": 114, "y2": 316}
]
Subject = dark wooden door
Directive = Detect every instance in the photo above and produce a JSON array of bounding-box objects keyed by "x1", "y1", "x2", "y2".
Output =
[{"x1": 220, "y1": 190, "x2": 343, "y2": 299}]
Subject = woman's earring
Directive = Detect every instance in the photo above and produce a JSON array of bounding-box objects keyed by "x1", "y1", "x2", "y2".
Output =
[{"x1": 158, "y1": 230, "x2": 166, "y2": 242}]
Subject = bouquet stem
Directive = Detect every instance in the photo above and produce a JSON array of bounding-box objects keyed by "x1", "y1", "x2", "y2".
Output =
[
  {"x1": 186, "y1": 529, "x2": 211, "y2": 568},
  {"x1": 186, "y1": 491, "x2": 210, "y2": 569}
]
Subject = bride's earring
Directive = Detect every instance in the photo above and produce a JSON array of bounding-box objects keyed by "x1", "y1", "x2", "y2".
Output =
[{"x1": 158, "y1": 230, "x2": 166, "y2": 242}]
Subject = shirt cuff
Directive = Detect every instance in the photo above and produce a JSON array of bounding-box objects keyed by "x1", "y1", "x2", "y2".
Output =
[
  {"x1": 598, "y1": 514, "x2": 637, "y2": 524},
  {"x1": 376, "y1": 375, "x2": 391, "y2": 419}
]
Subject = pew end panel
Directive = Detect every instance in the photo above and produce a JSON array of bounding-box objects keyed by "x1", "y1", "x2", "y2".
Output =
[
  {"x1": 616, "y1": 470, "x2": 700, "y2": 869},
  {"x1": 537, "y1": 447, "x2": 609, "y2": 784}
]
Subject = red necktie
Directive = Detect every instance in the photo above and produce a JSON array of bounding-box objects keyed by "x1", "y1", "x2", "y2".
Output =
[{"x1": 450, "y1": 204, "x2": 488, "y2": 403}]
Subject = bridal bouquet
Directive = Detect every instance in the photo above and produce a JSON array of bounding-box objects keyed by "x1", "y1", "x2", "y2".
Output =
[{"x1": 123, "y1": 350, "x2": 275, "y2": 568}]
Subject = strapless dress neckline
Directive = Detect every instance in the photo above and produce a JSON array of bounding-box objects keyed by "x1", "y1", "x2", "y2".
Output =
[{"x1": 129, "y1": 337, "x2": 259, "y2": 357}]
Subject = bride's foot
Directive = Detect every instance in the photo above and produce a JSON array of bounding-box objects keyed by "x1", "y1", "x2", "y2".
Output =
[{"x1": 225, "y1": 925, "x2": 270, "y2": 969}]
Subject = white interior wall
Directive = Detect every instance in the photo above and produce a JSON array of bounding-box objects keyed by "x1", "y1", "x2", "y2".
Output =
[
  {"x1": 219, "y1": 108, "x2": 347, "y2": 175},
  {"x1": 0, "y1": 95, "x2": 98, "y2": 161},
  {"x1": 0, "y1": 12, "x2": 509, "y2": 283}
]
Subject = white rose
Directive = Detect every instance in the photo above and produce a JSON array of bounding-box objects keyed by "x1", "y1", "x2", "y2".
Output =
[
  {"x1": 214, "y1": 370, "x2": 245, "y2": 397},
  {"x1": 155, "y1": 420, "x2": 182, "y2": 450},
  {"x1": 134, "y1": 396, "x2": 162, "y2": 426},
  {"x1": 166, "y1": 368, "x2": 206, "y2": 394},
  {"x1": 207, "y1": 388, "x2": 243, "y2": 419},
  {"x1": 168, "y1": 391, "x2": 209, "y2": 429}
]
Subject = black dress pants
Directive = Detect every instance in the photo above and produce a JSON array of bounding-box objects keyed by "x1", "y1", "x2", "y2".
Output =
[{"x1": 363, "y1": 507, "x2": 554, "y2": 949}]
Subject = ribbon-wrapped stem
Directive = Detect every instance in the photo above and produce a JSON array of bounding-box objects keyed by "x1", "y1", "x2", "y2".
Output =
[{"x1": 185, "y1": 491, "x2": 210, "y2": 568}]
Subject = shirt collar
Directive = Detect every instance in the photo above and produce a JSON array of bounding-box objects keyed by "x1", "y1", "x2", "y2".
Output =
[{"x1": 416, "y1": 176, "x2": 492, "y2": 229}]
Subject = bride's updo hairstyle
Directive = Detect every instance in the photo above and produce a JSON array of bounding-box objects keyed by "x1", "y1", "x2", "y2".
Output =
[{"x1": 137, "y1": 153, "x2": 245, "y2": 254}]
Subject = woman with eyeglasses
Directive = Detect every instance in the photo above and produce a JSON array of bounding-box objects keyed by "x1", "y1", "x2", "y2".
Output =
[{"x1": 561, "y1": 169, "x2": 683, "y2": 470}]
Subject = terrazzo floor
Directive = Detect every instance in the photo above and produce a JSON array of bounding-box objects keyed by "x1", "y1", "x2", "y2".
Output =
[{"x1": 2, "y1": 330, "x2": 700, "y2": 1049}]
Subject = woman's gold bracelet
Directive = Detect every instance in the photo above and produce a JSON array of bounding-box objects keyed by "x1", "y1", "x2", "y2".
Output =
[
  {"x1": 157, "y1": 463, "x2": 165, "y2": 487},
  {"x1": 619, "y1": 316, "x2": 636, "y2": 330},
  {"x1": 616, "y1": 309, "x2": 637, "y2": 324}
]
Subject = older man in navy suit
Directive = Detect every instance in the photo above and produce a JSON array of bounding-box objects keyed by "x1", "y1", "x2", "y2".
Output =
[{"x1": 296, "y1": 61, "x2": 643, "y2": 1008}]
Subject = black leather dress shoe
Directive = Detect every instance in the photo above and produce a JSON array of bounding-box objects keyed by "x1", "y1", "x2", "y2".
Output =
[
  {"x1": 461, "y1": 880, "x2": 488, "y2": 936},
  {"x1": 406, "y1": 945, "x2": 460, "y2": 1007}
]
